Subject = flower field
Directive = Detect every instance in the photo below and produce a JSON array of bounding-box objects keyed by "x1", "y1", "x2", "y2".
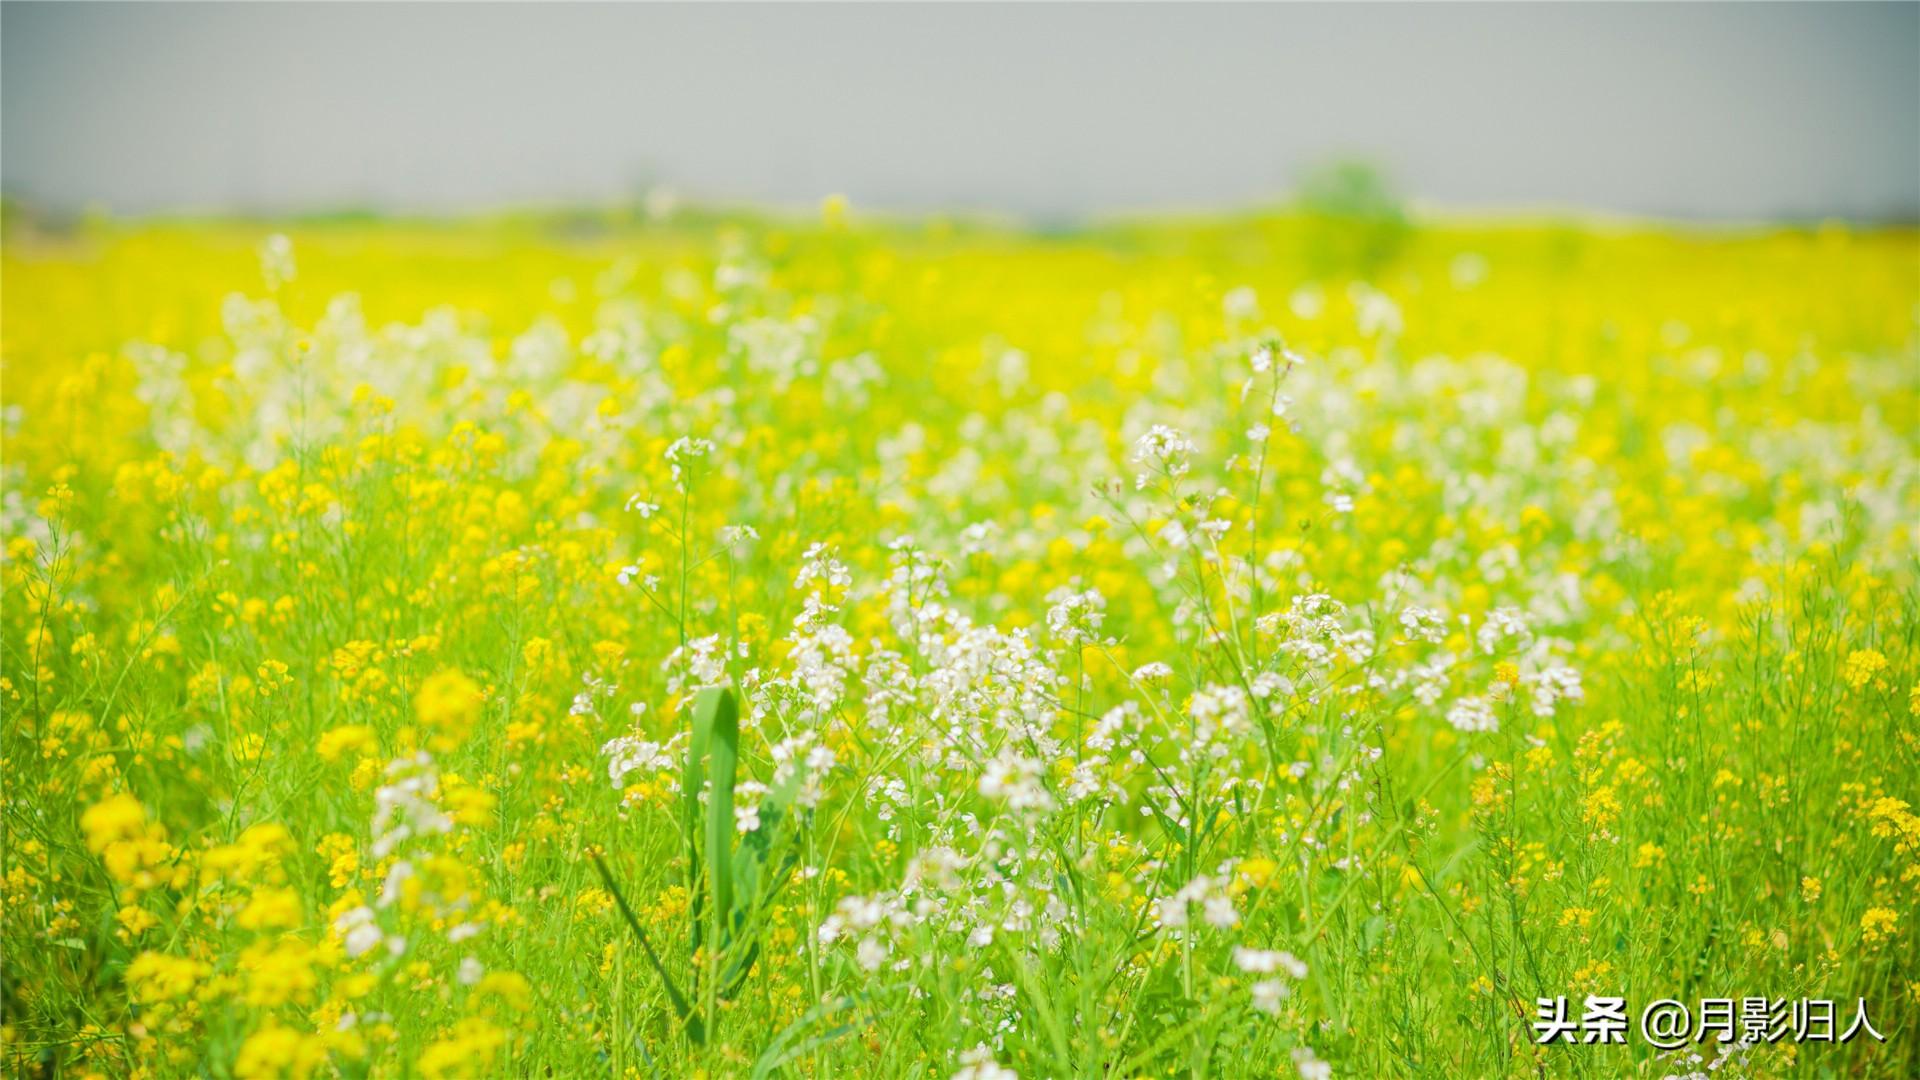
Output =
[{"x1": 3, "y1": 208, "x2": 1917, "y2": 1078}]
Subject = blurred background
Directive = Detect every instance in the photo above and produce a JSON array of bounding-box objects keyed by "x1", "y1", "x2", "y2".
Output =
[{"x1": 4, "y1": 2, "x2": 1917, "y2": 223}]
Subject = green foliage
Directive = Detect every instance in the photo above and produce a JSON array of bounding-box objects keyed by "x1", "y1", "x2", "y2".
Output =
[{"x1": 1297, "y1": 159, "x2": 1412, "y2": 276}]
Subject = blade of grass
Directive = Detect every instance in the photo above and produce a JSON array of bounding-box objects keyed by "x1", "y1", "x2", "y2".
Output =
[
  {"x1": 749, "y1": 989, "x2": 891, "y2": 1080},
  {"x1": 591, "y1": 851, "x2": 706, "y2": 1046}
]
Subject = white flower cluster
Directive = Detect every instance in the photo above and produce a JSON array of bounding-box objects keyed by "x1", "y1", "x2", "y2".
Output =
[
  {"x1": 1233, "y1": 946, "x2": 1309, "y2": 1015},
  {"x1": 977, "y1": 752, "x2": 1055, "y2": 813},
  {"x1": 601, "y1": 734, "x2": 680, "y2": 789},
  {"x1": 1132, "y1": 424, "x2": 1195, "y2": 490},
  {"x1": 1156, "y1": 873, "x2": 1238, "y2": 932},
  {"x1": 371, "y1": 753, "x2": 452, "y2": 859}
]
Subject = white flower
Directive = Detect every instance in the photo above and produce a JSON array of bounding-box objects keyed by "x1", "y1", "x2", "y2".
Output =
[
  {"x1": 258, "y1": 233, "x2": 296, "y2": 290},
  {"x1": 1132, "y1": 424, "x2": 1195, "y2": 488},
  {"x1": 1350, "y1": 282, "x2": 1402, "y2": 338},
  {"x1": 1131, "y1": 661, "x2": 1174, "y2": 684},
  {"x1": 794, "y1": 542, "x2": 853, "y2": 591},
  {"x1": 1203, "y1": 892, "x2": 1239, "y2": 929},
  {"x1": 979, "y1": 752, "x2": 1055, "y2": 813},
  {"x1": 1187, "y1": 684, "x2": 1254, "y2": 746},
  {"x1": 1233, "y1": 946, "x2": 1308, "y2": 978},
  {"x1": 1292, "y1": 1046, "x2": 1333, "y2": 1080},
  {"x1": 1475, "y1": 607, "x2": 1532, "y2": 655},
  {"x1": 601, "y1": 735, "x2": 676, "y2": 787},
  {"x1": 1045, "y1": 586, "x2": 1107, "y2": 645},
  {"x1": 1158, "y1": 874, "x2": 1235, "y2": 930},
  {"x1": 370, "y1": 754, "x2": 452, "y2": 859},
  {"x1": 1522, "y1": 664, "x2": 1585, "y2": 718},
  {"x1": 1251, "y1": 978, "x2": 1290, "y2": 1014},
  {"x1": 733, "y1": 779, "x2": 768, "y2": 833},
  {"x1": 664, "y1": 634, "x2": 726, "y2": 691},
  {"x1": 1250, "y1": 671, "x2": 1294, "y2": 701},
  {"x1": 1446, "y1": 695, "x2": 1498, "y2": 733},
  {"x1": 664, "y1": 436, "x2": 713, "y2": 460},
  {"x1": 378, "y1": 860, "x2": 414, "y2": 908},
  {"x1": 958, "y1": 520, "x2": 1001, "y2": 557},
  {"x1": 952, "y1": 1045, "x2": 1017, "y2": 1080},
  {"x1": 1398, "y1": 606, "x2": 1447, "y2": 644},
  {"x1": 333, "y1": 905, "x2": 384, "y2": 958}
]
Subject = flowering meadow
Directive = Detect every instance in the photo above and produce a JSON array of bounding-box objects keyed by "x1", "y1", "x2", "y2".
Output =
[{"x1": 3, "y1": 207, "x2": 1917, "y2": 1079}]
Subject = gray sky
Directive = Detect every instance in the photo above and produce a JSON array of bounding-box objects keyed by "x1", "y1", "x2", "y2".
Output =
[{"x1": 4, "y1": 2, "x2": 1917, "y2": 221}]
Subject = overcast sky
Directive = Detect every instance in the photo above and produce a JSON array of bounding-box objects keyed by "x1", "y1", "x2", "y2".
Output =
[{"x1": 4, "y1": 2, "x2": 1917, "y2": 221}]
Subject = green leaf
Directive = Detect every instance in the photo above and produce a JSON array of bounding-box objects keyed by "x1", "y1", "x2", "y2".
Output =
[
  {"x1": 591, "y1": 852, "x2": 705, "y2": 1046},
  {"x1": 682, "y1": 692, "x2": 710, "y2": 955},
  {"x1": 1146, "y1": 799, "x2": 1188, "y2": 848},
  {"x1": 730, "y1": 756, "x2": 808, "y2": 925},
  {"x1": 693, "y1": 686, "x2": 740, "y2": 939},
  {"x1": 1360, "y1": 914, "x2": 1387, "y2": 954},
  {"x1": 683, "y1": 688, "x2": 812, "y2": 1003}
]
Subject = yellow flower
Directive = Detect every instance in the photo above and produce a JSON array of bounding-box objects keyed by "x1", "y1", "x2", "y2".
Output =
[
  {"x1": 82, "y1": 793, "x2": 175, "y2": 890},
  {"x1": 255, "y1": 659, "x2": 292, "y2": 696},
  {"x1": 318, "y1": 833, "x2": 360, "y2": 888},
  {"x1": 241, "y1": 939, "x2": 319, "y2": 1007},
  {"x1": 1557, "y1": 906, "x2": 1596, "y2": 929},
  {"x1": 203, "y1": 823, "x2": 296, "y2": 886},
  {"x1": 233, "y1": 732, "x2": 268, "y2": 764},
  {"x1": 1238, "y1": 855, "x2": 1278, "y2": 888},
  {"x1": 471, "y1": 970, "x2": 534, "y2": 1018},
  {"x1": 316, "y1": 724, "x2": 378, "y2": 764},
  {"x1": 115, "y1": 905, "x2": 160, "y2": 939},
  {"x1": 234, "y1": 1023, "x2": 328, "y2": 1080},
  {"x1": 415, "y1": 669, "x2": 484, "y2": 751},
  {"x1": 417, "y1": 1017, "x2": 507, "y2": 1080},
  {"x1": 520, "y1": 637, "x2": 555, "y2": 673},
  {"x1": 125, "y1": 952, "x2": 209, "y2": 1003},
  {"x1": 1861, "y1": 907, "x2": 1899, "y2": 948},
  {"x1": 236, "y1": 887, "x2": 302, "y2": 931},
  {"x1": 80, "y1": 793, "x2": 146, "y2": 854},
  {"x1": 1844, "y1": 649, "x2": 1888, "y2": 691},
  {"x1": 444, "y1": 782, "x2": 498, "y2": 828}
]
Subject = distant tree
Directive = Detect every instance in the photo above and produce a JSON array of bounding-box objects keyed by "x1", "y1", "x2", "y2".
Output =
[{"x1": 1296, "y1": 159, "x2": 1412, "y2": 278}]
